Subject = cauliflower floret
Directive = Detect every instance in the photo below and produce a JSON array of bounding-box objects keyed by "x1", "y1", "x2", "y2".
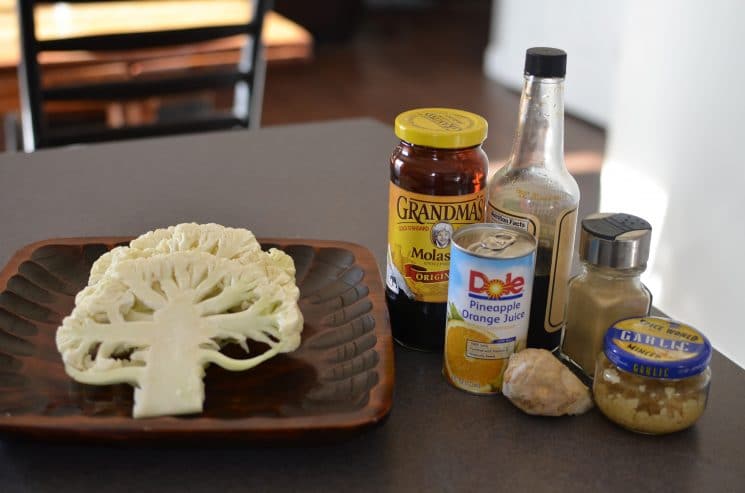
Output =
[
  {"x1": 130, "y1": 223, "x2": 264, "y2": 263},
  {"x1": 57, "y1": 249, "x2": 303, "y2": 419},
  {"x1": 89, "y1": 223, "x2": 296, "y2": 295},
  {"x1": 88, "y1": 246, "x2": 151, "y2": 287}
]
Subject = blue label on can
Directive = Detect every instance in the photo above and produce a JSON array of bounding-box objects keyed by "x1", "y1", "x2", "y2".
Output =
[{"x1": 448, "y1": 245, "x2": 535, "y2": 333}]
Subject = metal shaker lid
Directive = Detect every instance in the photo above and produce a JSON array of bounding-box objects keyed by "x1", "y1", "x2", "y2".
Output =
[{"x1": 580, "y1": 213, "x2": 652, "y2": 269}]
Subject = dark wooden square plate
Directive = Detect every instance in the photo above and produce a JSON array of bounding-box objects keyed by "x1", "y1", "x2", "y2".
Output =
[{"x1": 0, "y1": 237, "x2": 394, "y2": 443}]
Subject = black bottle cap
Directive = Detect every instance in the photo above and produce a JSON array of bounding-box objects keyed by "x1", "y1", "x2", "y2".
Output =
[{"x1": 524, "y1": 47, "x2": 567, "y2": 78}]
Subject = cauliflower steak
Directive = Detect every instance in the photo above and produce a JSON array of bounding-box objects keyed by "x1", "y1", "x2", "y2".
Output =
[{"x1": 56, "y1": 225, "x2": 303, "y2": 419}]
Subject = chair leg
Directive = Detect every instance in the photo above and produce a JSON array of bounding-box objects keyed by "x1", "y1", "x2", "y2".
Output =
[
  {"x1": 248, "y1": 46, "x2": 267, "y2": 130},
  {"x1": 234, "y1": 32, "x2": 267, "y2": 130}
]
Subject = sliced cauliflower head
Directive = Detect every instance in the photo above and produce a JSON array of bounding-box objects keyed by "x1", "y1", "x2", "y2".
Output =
[
  {"x1": 88, "y1": 223, "x2": 296, "y2": 290},
  {"x1": 57, "y1": 251, "x2": 303, "y2": 419}
]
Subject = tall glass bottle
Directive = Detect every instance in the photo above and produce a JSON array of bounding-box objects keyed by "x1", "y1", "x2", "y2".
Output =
[{"x1": 486, "y1": 47, "x2": 580, "y2": 351}]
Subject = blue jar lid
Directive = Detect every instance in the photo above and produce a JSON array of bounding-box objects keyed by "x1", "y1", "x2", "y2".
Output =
[{"x1": 603, "y1": 317, "x2": 712, "y2": 380}]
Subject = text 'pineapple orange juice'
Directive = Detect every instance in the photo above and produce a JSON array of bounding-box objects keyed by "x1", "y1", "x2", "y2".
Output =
[{"x1": 444, "y1": 224, "x2": 536, "y2": 394}]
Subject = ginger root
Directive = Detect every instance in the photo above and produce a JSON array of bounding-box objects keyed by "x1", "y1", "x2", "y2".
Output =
[{"x1": 501, "y1": 349, "x2": 593, "y2": 416}]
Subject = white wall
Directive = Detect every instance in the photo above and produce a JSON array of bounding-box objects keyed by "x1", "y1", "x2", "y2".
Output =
[
  {"x1": 483, "y1": 0, "x2": 625, "y2": 126},
  {"x1": 485, "y1": 0, "x2": 745, "y2": 367},
  {"x1": 600, "y1": 0, "x2": 745, "y2": 367}
]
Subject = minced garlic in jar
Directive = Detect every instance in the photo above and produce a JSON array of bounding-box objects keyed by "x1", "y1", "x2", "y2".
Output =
[{"x1": 593, "y1": 317, "x2": 712, "y2": 435}]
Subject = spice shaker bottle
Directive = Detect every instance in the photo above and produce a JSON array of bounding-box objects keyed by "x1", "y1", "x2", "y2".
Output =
[{"x1": 562, "y1": 213, "x2": 652, "y2": 376}]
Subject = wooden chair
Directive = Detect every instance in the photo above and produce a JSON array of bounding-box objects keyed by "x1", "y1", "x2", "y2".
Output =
[{"x1": 16, "y1": 0, "x2": 272, "y2": 151}]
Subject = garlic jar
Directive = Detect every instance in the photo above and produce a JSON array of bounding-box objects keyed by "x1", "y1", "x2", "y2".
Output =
[{"x1": 593, "y1": 317, "x2": 712, "y2": 435}]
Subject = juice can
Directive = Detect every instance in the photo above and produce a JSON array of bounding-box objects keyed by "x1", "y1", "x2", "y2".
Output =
[{"x1": 444, "y1": 224, "x2": 537, "y2": 394}]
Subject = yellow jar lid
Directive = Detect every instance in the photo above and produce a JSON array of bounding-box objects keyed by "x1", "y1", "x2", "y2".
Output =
[{"x1": 394, "y1": 108, "x2": 488, "y2": 149}]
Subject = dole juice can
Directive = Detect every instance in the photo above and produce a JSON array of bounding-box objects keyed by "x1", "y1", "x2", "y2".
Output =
[{"x1": 444, "y1": 224, "x2": 537, "y2": 394}]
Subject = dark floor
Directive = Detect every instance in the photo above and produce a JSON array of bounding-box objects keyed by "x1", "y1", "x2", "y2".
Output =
[{"x1": 263, "y1": 0, "x2": 605, "y2": 168}]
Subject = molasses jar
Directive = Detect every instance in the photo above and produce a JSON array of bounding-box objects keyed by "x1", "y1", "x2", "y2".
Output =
[{"x1": 386, "y1": 108, "x2": 489, "y2": 351}]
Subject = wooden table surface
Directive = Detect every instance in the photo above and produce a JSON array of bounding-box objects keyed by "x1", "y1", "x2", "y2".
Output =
[
  {"x1": 0, "y1": 120, "x2": 743, "y2": 492},
  {"x1": 0, "y1": 0, "x2": 313, "y2": 113}
]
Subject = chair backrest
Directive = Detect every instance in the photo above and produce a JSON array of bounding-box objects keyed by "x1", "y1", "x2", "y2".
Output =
[{"x1": 16, "y1": 0, "x2": 272, "y2": 151}]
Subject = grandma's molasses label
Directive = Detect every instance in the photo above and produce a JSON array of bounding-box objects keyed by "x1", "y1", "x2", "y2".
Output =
[{"x1": 386, "y1": 183, "x2": 485, "y2": 303}]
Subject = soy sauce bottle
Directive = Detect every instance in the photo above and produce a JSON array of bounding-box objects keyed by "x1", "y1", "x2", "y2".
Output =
[
  {"x1": 386, "y1": 108, "x2": 489, "y2": 351},
  {"x1": 486, "y1": 48, "x2": 580, "y2": 351}
]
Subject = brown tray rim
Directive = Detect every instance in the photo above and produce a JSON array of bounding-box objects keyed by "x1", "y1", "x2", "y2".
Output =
[{"x1": 0, "y1": 236, "x2": 395, "y2": 443}]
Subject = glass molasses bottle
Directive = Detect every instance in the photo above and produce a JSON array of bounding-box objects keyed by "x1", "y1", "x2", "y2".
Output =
[{"x1": 386, "y1": 108, "x2": 489, "y2": 351}]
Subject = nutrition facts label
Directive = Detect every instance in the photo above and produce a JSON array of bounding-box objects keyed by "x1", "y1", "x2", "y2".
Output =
[{"x1": 466, "y1": 338, "x2": 515, "y2": 360}]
